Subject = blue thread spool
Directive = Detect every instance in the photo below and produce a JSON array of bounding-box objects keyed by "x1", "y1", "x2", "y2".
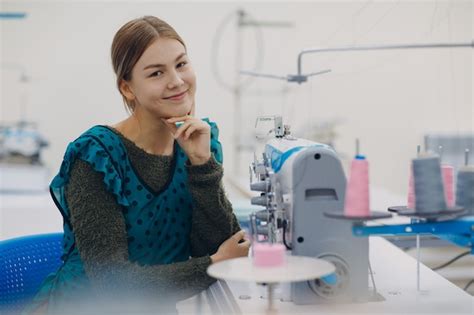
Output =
[{"x1": 413, "y1": 155, "x2": 447, "y2": 213}]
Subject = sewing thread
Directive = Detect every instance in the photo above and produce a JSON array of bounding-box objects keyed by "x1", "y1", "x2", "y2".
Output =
[
  {"x1": 413, "y1": 155, "x2": 447, "y2": 213},
  {"x1": 456, "y1": 166, "x2": 474, "y2": 215},
  {"x1": 344, "y1": 157, "x2": 370, "y2": 217},
  {"x1": 441, "y1": 165, "x2": 455, "y2": 208}
]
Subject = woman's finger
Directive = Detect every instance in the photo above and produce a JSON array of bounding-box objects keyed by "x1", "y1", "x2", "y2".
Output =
[
  {"x1": 161, "y1": 119, "x2": 178, "y2": 135},
  {"x1": 174, "y1": 120, "x2": 193, "y2": 139},
  {"x1": 183, "y1": 121, "x2": 209, "y2": 140},
  {"x1": 232, "y1": 230, "x2": 246, "y2": 242},
  {"x1": 238, "y1": 240, "x2": 251, "y2": 248},
  {"x1": 166, "y1": 115, "x2": 192, "y2": 124},
  {"x1": 183, "y1": 125, "x2": 199, "y2": 140},
  {"x1": 175, "y1": 119, "x2": 208, "y2": 139}
]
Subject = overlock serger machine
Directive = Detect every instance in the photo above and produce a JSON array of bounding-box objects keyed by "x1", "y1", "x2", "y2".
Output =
[{"x1": 249, "y1": 116, "x2": 370, "y2": 304}]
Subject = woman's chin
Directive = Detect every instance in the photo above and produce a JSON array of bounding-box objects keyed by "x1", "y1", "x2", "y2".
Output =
[
  {"x1": 173, "y1": 105, "x2": 193, "y2": 117},
  {"x1": 154, "y1": 100, "x2": 193, "y2": 119},
  {"x1": 161, "y1": 110, "x2": 190, "y2": 120}
]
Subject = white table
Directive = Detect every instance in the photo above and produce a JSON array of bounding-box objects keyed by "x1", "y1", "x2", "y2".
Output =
[
  {"x1": 177, "y1": 237, "x2": 473, "y2": 315},
  {"x1": 208, "y1": 256, "x2": 335, "y2": 313}
]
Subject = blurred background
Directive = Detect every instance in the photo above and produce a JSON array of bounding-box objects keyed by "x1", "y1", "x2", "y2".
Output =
[{"x1": 1, "y1": 0, "x2": 472, "y2": 294}]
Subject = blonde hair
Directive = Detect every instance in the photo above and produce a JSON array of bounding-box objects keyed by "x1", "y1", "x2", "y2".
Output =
[{"x1": 111, "y1": 16, "x2": 186, "y2": 112}]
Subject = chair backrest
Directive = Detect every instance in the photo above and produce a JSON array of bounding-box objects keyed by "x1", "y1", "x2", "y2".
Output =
[{"x1": 0, "y1": 233, "x2": 63, "y2": 313}]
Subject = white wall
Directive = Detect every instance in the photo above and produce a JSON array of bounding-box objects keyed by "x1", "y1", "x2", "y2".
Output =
[{"x1": 1, "y1": 0, "x2": 472, "y2": 197}]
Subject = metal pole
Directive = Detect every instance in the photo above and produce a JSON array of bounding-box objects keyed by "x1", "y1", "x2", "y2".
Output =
[
  {"x1": 233, "y1": 10, "x2": 244, "y2": 175},
  {"x1": 297, "y1": 41, "x2": 474, "y2": 78}
]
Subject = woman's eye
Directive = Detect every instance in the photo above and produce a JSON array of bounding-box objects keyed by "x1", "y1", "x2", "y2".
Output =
[
  {"x1": 177, "y1": 61, "x2": 187, "y2": 68},
  {"x1": 150, "y1": 70, "x2": 163, "y2": 77}
]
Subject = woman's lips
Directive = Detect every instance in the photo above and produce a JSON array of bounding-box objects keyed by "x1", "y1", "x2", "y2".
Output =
[{"x1": 165, "y1": 90, "x2": 188, "y2": 101}]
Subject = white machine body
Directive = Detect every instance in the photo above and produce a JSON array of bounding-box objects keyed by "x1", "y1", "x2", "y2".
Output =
[{"x1": 249, "y1": 120, "x2": 370, "y2": 304}]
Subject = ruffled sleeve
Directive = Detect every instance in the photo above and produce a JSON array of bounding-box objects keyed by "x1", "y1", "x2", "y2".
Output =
[
  {"x1": 50, "y1": 134, "x2": 130, "y2": 222},
  {"x1": 202, "y1": 118, "x2": 223, "y2": 164}
]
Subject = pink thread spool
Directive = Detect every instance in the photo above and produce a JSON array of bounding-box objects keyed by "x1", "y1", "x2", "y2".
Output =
[
  {"x1": 441, "y1": 164, "x2": 455, "y2": 207},
  {"x1": 253, "y1": 243, "x2": 286, "y2": 267},
  {"x1": 407, "y1": 165, "x2": 416, "y2": 209},
  {"x1": 344, "y1": 157, "x2": 370, "y2": 217}
]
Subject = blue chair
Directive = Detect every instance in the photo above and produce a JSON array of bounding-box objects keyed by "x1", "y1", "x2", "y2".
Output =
[{"x1": 0, "y1": 233, "x2": 63, "y2": 314}]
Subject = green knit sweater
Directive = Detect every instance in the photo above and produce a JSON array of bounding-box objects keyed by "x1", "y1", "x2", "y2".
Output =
[{"x1": 64, "y1": 126, "x2": 240, "y2": 302}]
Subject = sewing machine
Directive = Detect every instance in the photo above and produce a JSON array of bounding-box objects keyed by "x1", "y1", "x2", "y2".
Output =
[
  {"x1": 246, "y1": 116, "x2": 474, "y2": 308},
  {"x1": 248, "y1": 116, "x2": 371, "y2": 304},
  {"x1": 200, "y1": 116, "x2": 473, "y2": 314}
]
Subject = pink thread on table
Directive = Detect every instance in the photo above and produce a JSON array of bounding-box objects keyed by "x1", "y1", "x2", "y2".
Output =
[{"x1": 344, "y1": 159, "x2": 370, "y2": 217}]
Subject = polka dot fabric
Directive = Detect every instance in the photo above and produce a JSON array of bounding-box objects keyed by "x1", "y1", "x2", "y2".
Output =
[{"x1": 37, "y1": 118, "x2": 223, "y2": 310}]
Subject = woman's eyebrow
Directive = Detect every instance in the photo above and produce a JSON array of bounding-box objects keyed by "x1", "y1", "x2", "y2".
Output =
[{"x1": 143, "y1": 52, "x2": 187, "y2": 71}]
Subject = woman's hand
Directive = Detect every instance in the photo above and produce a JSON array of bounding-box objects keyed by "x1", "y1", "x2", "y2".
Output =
[
  {"x1": 210, "y1": 230, "x2": 251, "y2": 264},
  {"x1": 162, "y1": 115, "x2": 211, "y2": 165}
]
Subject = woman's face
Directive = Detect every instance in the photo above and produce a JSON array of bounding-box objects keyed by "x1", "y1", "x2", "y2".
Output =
[{"x1": 122, "y1": 37, "x2": 196, "y2": 118}]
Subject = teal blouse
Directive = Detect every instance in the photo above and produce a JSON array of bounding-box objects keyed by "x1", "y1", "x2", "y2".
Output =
[{"x1": 25, "y1": 119, "x2": 223, "y2": 312}]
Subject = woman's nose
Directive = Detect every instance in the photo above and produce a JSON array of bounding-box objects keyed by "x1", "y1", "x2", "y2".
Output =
[{"x1": 167, "y1": 70, "x2": 184, "y2": 89}]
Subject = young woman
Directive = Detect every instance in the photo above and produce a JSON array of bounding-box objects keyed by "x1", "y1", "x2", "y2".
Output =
[{"x1": 25, "y1": 15, "x2": 250, "y2": 314}]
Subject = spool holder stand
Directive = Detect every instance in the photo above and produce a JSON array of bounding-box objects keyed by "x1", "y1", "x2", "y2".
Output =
[
  {"x1": 352, "y1": 215, "x2": 474, "y2": 253},
  {"x1": 388, "y1": 205, "x2": 466, "y2": 221}
]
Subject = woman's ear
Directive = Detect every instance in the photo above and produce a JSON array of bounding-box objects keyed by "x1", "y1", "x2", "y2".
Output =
[{"x1": 119, "y1": 79, "x2": 136, "y2": 102}]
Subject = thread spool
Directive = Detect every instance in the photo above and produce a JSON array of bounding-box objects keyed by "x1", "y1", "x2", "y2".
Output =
[
  {"x1": 325, "y1": 139, "x2": 390, "y2": 221},
  {"x1": 407, "y1": 167, "x2": 416, "y2": 209},
  {"x1": 441, "y1": 165, "x2": 455, "y2": 208},
  {"x1": 438, "y1": 145, "x2": 455, "y2": 207},
  {"x1": 344, "y1": 156, "x2": 370, "y2": 217},
  {"x1": 413, "y1": 154, "x2": 447, "y2": 213},
  {"x1": 456, "y1": 150, "x2": 474, "y2": 215},
  {"x1": 407, "y1": 145, "x2": 421, "y2": 209}
]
